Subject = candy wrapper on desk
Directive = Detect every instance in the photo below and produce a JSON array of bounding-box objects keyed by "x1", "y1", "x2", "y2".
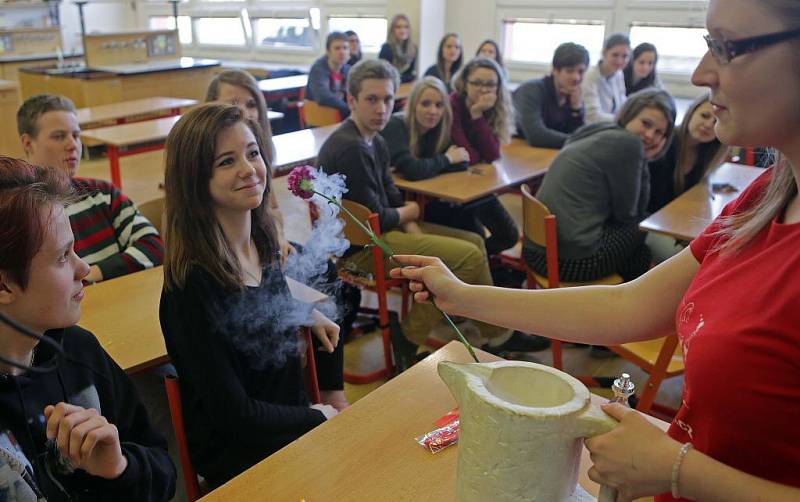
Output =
[{"x1": 415, "y1": 408, "x2": 460, "y2": 453}]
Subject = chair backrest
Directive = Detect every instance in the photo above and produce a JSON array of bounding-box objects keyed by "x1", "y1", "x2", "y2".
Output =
[
  {"x1": 163, "y1": 375, "x2": 202, "y2": 502},
  {"x1": 520, "y1": 184, "x2": 549, "y2": 247},
  {"x1": 138, "y1": 197, "x2": 166, "y2": 238},
  {"x1": 520, "y1": 184, "x2": 560, "y2": 288},
  {"x1": 341, "y1": 199, "x2": 380, "y2": 246},
  {"x1": 300, "y1": 86, "x2": 343, "y2": 128}
]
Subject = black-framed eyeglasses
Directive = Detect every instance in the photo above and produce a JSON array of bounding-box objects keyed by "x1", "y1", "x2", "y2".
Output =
[
  {"x1": 466, "y1": 79, "x2": 498, "y2": 90},
  {"x1": 704, "y1": 28, "x2": 800, "y2": 65}
]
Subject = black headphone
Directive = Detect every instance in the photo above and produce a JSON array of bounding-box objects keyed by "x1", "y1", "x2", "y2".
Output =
[{"x1": 0, "y1": 312, "x2": 62, "y2": 374}]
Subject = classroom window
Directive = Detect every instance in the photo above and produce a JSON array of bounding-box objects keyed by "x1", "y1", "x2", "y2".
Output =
[
  {"x1": 629, "y1": 24, "x2": 708, "y2": 74},
  {"x1": 195, "y1": 17, "x2": 246, "y2": 46},
  {"x1": 148, "y1": 16, "x2": 192, "y2": 45},
  {"x1": 254, "y1": 17, "x2": 316, "y2": 48},
  {"x1": 327, "y1": 17, "x2": 387, "y2": 52},
  {"x1": 503, "y1": 18, "x2": 605, "y2": 65}
]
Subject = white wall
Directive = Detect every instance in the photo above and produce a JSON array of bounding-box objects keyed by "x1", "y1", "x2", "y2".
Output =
[{"x1": 59, "y1": 0, "x2": 139, "y2": 54}]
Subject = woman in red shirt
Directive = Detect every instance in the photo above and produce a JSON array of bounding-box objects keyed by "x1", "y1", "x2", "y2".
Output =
[{"x1": 390, "y1": 0, "x2": 800, "y2": 500}]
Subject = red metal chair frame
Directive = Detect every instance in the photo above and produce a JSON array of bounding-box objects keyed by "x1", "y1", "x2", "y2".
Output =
[
  {"x1": 164, "y1": 329, "x2": 320, "y2": 501},
  {"x1": 338, "y1": 209, "x2": 409, "y2": 383}
]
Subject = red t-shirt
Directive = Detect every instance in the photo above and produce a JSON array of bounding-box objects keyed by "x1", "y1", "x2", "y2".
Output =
[{"x1": 655, "y1": 168, "x2": 800, "y2": 502}]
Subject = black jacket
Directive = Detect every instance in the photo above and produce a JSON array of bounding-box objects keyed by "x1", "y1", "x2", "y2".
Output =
[
  {"x1": 0, "y1": 326, "x2": 175, "y2": 502},
  {"x1": 159, "y1": 264, "x2": 326, "y2": 488}
]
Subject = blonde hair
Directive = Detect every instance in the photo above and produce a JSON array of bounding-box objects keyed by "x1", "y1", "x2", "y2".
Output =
[
  {"x1": 404, "y1": 77, "x2": 453, "y2": 158},
  {"x1": 715, "y1": 0, "x2": 800, "y2": 254},
  {"x1": 672, "y1": 93, "x2": 728, "y2": 195},
  {"x1": 452, "y1": 57, "x2": 515, "y2": 144},
  {"x1": 163, "y1": 103, "x2": 278, "y2": 291}
]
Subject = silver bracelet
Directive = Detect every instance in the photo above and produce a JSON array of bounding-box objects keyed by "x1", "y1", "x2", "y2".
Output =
[{"x1": 671, "y1": 442, "x2": 694, "y2": 498}]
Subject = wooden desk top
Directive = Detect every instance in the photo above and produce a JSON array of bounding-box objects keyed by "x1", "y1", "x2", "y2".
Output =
[
  {"x1": 258, "y1": 74, "x2": 309, "y2": 94},
  {"x1": 200, "y1": 341, "x2": 667, "y2": 501},
  {"x1": 80, "y1": 115, "x2": 180, "y2": 147},
  {"x1": 0, "y1": 79, "x2": 18, "y2": 92},
  {"x1": 76, "y1": 97, "x2": 197, "y2": 127},
  {"x1": 79, "y1": 266, "x2": 167, "y2": 374},
  {"x1": 272, "y1": 123, "x2": 339, "y2": 172},
  {"x1": 79, "y1": 266, "x2": 327, "y2": 374},
  {"x1": 640, "y1": 162, "x2": 764, "y2": 241},
  {"x1": 393, "y1": 139, "x2": 559, "y2": 204},
  {"x1": 259, "y1": 76, "x2": 413, "y2": 100}
]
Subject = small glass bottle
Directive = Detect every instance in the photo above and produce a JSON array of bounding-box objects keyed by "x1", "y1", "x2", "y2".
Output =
[{"x1": 609, "y1": 372, "x2": 635, "y2": 406}]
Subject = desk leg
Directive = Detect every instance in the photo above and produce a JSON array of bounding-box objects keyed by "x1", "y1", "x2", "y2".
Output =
[
  {"x1": 108, "y1": 146, "x2": 122, "y2": 189},
  {"x1": 417, "y1": 195, "x2": 428, "y2": 220}
]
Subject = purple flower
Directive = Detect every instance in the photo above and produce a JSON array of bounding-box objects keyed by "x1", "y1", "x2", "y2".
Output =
[{"x1": 287, "y1": 165, "x2": 316, "y2": 200}]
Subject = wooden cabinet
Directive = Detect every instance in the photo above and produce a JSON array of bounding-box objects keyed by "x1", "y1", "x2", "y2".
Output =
[{"x1": 0, "y1": 80, "x2": 23, "y2": 158}]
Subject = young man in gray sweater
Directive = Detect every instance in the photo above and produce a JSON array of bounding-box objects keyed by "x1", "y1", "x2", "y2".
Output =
[
  {"x1": 305, "y1": 32, "x2": 351, "y2": 117},
  {"x1": 513, "y1": 43, "x2": 590, "y2": 148}
]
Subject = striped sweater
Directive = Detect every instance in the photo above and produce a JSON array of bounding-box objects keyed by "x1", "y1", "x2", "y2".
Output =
[{"x1": 68, "y1": 178, "x2": 164, "y2": 280}]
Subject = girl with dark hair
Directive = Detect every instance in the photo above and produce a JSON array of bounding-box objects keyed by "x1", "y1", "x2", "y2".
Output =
[
  {"x1": 424, "y1": 33, "x2": 463, "y2": 91},
  {"x1": 524, "y1": 88, "x2": 677, "y2": 282},
  {"x1": 345, "y1": 30, "x2": 362, "y2": 66},
  {"x1": 0, "y1": 157, "x2": 175, "y2": 501},
  {"x1": 206, "y1": 70, "x2": 358, "y2": 404},
  {"x1": 649, "y1": 93, "x2": 726, "y2": 213},
  {"x1": 379, "y1": 14, "x2": 418, "y2": 83},
  {"x1": 646, "y1": 93, "x2": 728, "y2": 261},
  {"x1": 476, "y1": 39, "x2": 504, "y2": 69},
  {"x1": 624, "y1": 42, "x2": 664, "y2": 95},
  {"x1": 392, "y1": 2, "x2": 800, "y2": 498},
  {"x1": 159, "y1": 104, "x2": 342, "y2": 488}
]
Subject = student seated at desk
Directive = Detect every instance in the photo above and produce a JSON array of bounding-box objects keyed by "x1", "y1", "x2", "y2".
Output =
[
  {"x1": 379, "y1": 14, "x2": 417, "y2": 83},
  {"x1": 17, "y1": 94, "x2": 164, "y2": 283},
  {"x1": 379, "y1": 76, "x2": 469, "y2": 181},
  {"x1": 0, "y1": 157, "x2": 175, "y2": 501},
  {"x1": 646, "y1": 93, "x2": 727, "y2": 262},
  {"x1": 345, "y1": 30, "x2": 362, "y2": 67},
  {"x1": 159, "y1": 103, "x2": 342, "y2": 488},
  {"x1": 319, "y1": 60, "x2": 542, "y2": 359},
  {"x1": 207, "y1": 68, "x2": 356, "y2": 399},
  {"x1": 305, "y1": 32, "x2": 351, "y2": 118},
  {"x1": 475, "y1": 39, "x2": 505, "y2": 72},
  {"x1": 582, "y1": 33, "x2": 631, "y2": 124},
  {"x1": 524, "y1": 88, "x2": 676, "y2": 282},
  {"x1": 423, "y1": 33, "x2": 463, "y2": 92},
  {"x1": 513, "y1": 42, "x2": 590, "y2": 148},
  {"x1": 441, "y1": 57, "x2": 519, "y2": 256},
  {"x1": 624, "y1": 43, "x2": 664, "y2": 96}
]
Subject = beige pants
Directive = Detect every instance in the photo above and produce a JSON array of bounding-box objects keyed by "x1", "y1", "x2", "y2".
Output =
[{"x1": 342, "y1": 222, "x2": 507, "y2": 345}]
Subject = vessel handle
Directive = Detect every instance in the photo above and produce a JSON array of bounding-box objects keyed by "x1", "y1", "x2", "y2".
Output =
[{"x1": 576, "y1": 404, "x2": 620, "y2": 502}]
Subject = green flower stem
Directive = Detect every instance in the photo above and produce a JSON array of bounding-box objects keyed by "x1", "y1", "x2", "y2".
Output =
[
  {"x1": 432, "y1": 300, "x2": 479, "y2": 363},
  {"x1": 313, "y1": 189, "x2": 479, "y2": 363}
]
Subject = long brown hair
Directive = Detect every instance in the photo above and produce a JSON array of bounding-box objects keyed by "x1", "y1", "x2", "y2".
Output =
[
  {"x1": 672, "y1": 93, "x2": 727, "y2": 194},
  {"x1": 435, "y1": 33, "x2": 463, "y2": 85},
  {"x1": 205, "y1": 69, "x2": 275, "y2": 165},
  {"x1": 716, "y1": 0, "x2": 800, "y2": 254},
  {"x1": 452, "y1": 57, "x2": 515, "y2": 144},
  {"x1": 163, "y1": 103, "x2": 278, "y2": 291},
  {"x1": 405, "y1": 77, "x2": 453, "y2": 158}
]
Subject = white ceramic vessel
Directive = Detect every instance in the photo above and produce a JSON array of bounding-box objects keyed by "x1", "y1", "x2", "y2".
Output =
[{"x1": 439, "y1": 360, "x2": 619, "y2": 502}]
